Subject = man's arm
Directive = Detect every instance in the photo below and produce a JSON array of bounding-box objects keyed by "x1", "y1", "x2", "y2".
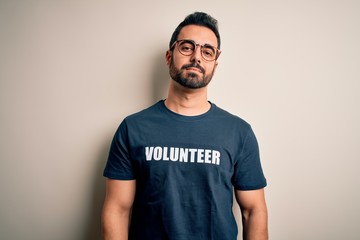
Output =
[
  {"x1": 235, "y1": 188, "x2": 268, "y2": 240},
  {"x1": 102, "y1": 179, "x2": 136, "y2": 240}
]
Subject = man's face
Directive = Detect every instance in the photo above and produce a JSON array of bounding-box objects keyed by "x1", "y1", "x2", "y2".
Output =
[{"x1": 167, "y1": 25, "x2": 219, "y2": 89}]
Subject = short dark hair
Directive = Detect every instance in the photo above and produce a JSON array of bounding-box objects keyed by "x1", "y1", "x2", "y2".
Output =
[{"x1": 169, "y1": 12, "x2": 221, "y2": 50}]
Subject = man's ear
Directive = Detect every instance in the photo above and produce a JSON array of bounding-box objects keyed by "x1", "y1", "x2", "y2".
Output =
[{"x1": 165, "y1": 50, "x2": 172, "y2": 66}]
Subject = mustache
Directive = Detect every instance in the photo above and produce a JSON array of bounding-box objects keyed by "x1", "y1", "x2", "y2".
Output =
[{"x1": 181, "y1": 63, "x2": 205, "y2": 73}]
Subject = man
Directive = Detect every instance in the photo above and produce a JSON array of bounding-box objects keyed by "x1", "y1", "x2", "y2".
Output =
[{"x1": 102, "y1": 12, "x2": 268, "y2": 240}]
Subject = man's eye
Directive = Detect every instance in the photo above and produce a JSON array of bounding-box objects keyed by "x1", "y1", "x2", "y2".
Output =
[
  {"x1": 180, "y1": 43, "x2": 194, "y2": 52},
  {"x1": 203, "y1": 49, "x2": 215, "y2": 57}
]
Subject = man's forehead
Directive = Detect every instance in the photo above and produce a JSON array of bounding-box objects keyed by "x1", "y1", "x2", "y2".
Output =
[{"x1": 178, "y1": 25, "x2": 217, "y2": 46}]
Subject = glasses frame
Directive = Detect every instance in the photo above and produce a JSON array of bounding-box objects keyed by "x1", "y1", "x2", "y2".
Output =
[{"x1": 170, "y1": 39, "x2": 221, "y2": 62}]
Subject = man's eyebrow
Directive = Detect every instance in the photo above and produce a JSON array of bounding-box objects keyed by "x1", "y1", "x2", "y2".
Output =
[{"x1": 203, "y1": 43, "x2": 216, "y2": 47}]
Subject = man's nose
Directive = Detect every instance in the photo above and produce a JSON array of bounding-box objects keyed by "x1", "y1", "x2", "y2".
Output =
[{"x1": 190, "y1": 45, "x2": 202, "y2": 63}]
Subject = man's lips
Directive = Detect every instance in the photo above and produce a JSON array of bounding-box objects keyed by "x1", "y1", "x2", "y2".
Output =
[{"x1": 185, "y1": 67, "x2": 203, "y2": 73}]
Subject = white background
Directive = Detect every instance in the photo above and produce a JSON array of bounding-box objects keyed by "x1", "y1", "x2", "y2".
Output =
[{"x1": 1, "y1": 1, "x2": 359, "y2": 239}]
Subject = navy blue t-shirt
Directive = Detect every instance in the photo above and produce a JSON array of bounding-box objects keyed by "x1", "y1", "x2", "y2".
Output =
[{"x1": 103, "y1": 100, "x2": 267, "y2": 240}]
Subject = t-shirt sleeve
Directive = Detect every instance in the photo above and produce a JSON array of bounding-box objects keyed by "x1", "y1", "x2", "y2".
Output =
[
  {"x1": 103, "y1": 120, "x2": 136, "y2": 180},
  {"x1": 232, "y1": 126, "x2": 267, "y2": 190}
]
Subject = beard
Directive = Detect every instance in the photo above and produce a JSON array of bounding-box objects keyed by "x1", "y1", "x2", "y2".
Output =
[{"x1": 169, "y1": 58, "x2": 215, "y2": 89}]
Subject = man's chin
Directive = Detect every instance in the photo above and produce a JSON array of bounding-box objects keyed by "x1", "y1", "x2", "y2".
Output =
[
  {"x1": 184, "y1": 71, "x2": 200, "y2": 79},
  {"x1": 175, "y1": 78, "x2": 208, "y2": 89}
]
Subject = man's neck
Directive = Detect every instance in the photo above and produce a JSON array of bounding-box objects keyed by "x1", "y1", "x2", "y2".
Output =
[{"x1": 165, "y1": 82, "x2": 211, "y2": 116}]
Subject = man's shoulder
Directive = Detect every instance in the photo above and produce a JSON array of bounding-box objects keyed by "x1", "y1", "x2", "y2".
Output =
[
  {"x1": 212, "y1": 103, "x2": 251, "y2": 128},
  {"x1": 124, "y1": 100, "x2": 163, "y2": 122}
]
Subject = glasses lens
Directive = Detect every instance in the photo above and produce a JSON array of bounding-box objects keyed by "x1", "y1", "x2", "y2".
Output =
[
  {"x1": 178, "y1": 40, "x2": 195, "y2": 56},
  {"x1": 201, "y1": 45, "x2": 216, "y2": 61}
]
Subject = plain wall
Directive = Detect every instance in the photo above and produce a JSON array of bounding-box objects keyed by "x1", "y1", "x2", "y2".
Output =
[{"x1": 1, "y1": 1, "x2": 359, "y2": 239}]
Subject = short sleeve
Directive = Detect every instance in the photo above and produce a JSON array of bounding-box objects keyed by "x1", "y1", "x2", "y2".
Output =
[
  {"x1": 103, "y1": 120, "x2": 136, "y2": 180},
  {"x1": 232, "y1": 127, "x2": 267, "y2": 190}
]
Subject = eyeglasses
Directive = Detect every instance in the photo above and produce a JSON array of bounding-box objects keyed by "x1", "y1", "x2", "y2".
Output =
[{"x1": 170, "y1": 39, "x2": 221, "y2": 62}]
